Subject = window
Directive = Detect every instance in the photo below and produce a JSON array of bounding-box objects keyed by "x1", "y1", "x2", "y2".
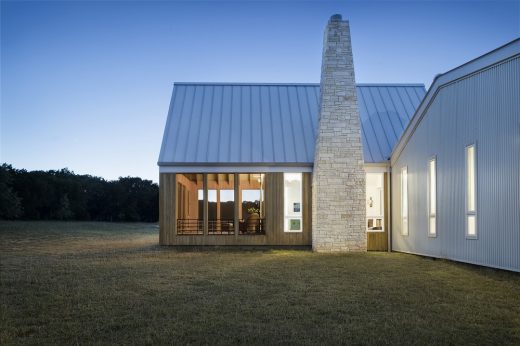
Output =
[
  {"x1": 428, "y1": 158, "x2": 437, "y2": 237},
  {"x1": 401, "y1": 166, "x2": 408, "y2": 236},
  {"x1": 176, "y1": 174, "x2": 204, "y2": 235},
  {"x1": 284, "y1": 173, "x2": 302, "y2": 232},
  {"x1": 207, "y1": 174, "x2": 235, "y2": 235},
  {"x1": 466, "y1": 144, "x2": 477, "y2": 238},
  {"x1": 239, "y1": 173, "x2": 265, "y2": 235},
  {"x1": 366, "y1": 173, "x2": 384, "y2": 232}
]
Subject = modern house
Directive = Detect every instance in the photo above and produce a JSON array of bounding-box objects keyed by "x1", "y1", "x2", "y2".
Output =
[{"x1": 158, "y1": 14, "x2": 520, "y2": 271}]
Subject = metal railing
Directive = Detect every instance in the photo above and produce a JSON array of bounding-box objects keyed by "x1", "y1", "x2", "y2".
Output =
[
  {"x1": 208, "y1": 219, "x2": 235, "y2": 235},
  {"x1": 239, "y1": 218, "x2": 266, "y2": 235},
  {"x1": 177, "y1": 219, "x2": 204, "y2": 235},
  {"x1": 177, "y1": 218, "x2": 266, "y2": 235}
]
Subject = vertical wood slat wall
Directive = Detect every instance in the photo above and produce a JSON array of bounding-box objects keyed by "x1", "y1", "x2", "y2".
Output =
[
  {"x1": 159, "y1": 174, "x2": 176, "y2": 245},
  {"x1": 159, "y1": 172, "x2": 312, "y2": 246}
]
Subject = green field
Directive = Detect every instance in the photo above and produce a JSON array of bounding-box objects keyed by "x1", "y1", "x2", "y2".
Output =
[{"x1": 1, "y1": 221, "x2": 519, "y2": 345}]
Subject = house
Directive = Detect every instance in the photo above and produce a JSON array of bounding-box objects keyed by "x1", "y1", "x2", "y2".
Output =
[
  {"x1": 390, "y1": 38, "x2": 520, "y2": 271},
  {"x1": 158, "y1": 14, "x2": 520, "y2": 271}
]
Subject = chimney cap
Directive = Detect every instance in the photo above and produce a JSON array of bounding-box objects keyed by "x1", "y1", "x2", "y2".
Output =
[{"x1": 330, "y1": 14, "x2": 342, "y2": 21}]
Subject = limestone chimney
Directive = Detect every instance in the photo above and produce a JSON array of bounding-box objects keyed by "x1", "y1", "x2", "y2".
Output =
[{"x1": 312, "y1": 14, "x2": 366, "y2": 252}]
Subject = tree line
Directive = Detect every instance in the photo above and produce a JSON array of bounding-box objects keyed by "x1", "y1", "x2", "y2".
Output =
[{"x1": 0, "y1": 164, "x2": 158, "y2": 222}]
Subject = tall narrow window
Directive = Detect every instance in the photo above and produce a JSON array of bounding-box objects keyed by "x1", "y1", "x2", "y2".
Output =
[
  {"x1": 428, "y1": 158, "x2": 437, "y2": 237},
  {"x1": 466, "y1": 144, "x2": 477, "y2": 238},
  {"x1": 284, "y1": 173, "x2": 303, "y2": 232},
  {"x1": 207, "y1": 174, "x2": 235, "y2": 235},
  {"x1": 401, "y1": 166, "x2": 408, "y2": 236},
  {"x1": 238, "y1": 173, "x2": 265, "y2": 235},
  {"x1": 176, "y1": 174, "x2": 204, "y2": 235}
]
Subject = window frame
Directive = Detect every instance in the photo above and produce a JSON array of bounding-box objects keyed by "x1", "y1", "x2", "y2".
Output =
[
  {"x1": 283, "y1": 172, "x2": 303, "y2": 233},
  {"x1": 465, "y1": 143, "x2": 478, "y2": 239},
  {"x1": 401, "y1": 166, "x2": 409, "y2": 236},
  {"x1": 427, "y1": 156, "x2": 437, "y2": 238}
]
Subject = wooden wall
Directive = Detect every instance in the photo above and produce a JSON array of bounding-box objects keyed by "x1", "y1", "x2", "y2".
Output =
[
  {"x1": 367, "y1": 172, "x2": 389, "y2": 251},
  {"x1": 159, "y1": 172, "x2": 312, "y2": 246},
  {"x1": 159, "y1": 173, "x2": 176, "y2": 245}
]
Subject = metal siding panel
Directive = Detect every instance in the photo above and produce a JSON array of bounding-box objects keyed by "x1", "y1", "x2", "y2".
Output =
[
  {"x1": 395, "y1": 87, "x2": 417, "y2": 121},
  {"x1": 392, "y1": 56, "x2": 520, "y2": 271},
  {"x1": 229, "y1": 86, "x2": 241, "y2": 162},
  {"x1": 379, "y1": 87, "x2": 406, "y2": 138},
  {"x1": 269, "y1": 86, "x2": 286, "y2": 162},
  {"x1": 388, "y1": 87, "x2": 413, "y2": 128},
  {"x1": 160, "y1": 86, "x2": 181, "y2": 163},
  {"x1": 173, "y1": 85, "x2": 196, "y2": 162},
  {"x1": 206, "y1": 86, "x2": 223, "y2": 162},
  {"x1": 294, "y1": 87, "x2": 314, "y2": 163},
  {"x1": 358, "y1": 87, "x2": 388, "y2": 162},
  {"x1": 219, "y1": 86, "x2": 233, "y2": 162},
  {"x1": 371, "y1": 87, "x2": 399, "y2": 145},
  {"x1": 183, "y1": 86, "x2": 205, "y2": 162},
  {"x1": 278, "y1": 87, "x2": 297, "y2": 162},
  {"x1": 259, "y1": 86, "x2": 273, "y2": 162},
  {"x1": 288, "y1": 86, "x2": 309, "y2": 162},
  {"x1": 196, "y1": 86, "x2": 213, "y2": 162}
]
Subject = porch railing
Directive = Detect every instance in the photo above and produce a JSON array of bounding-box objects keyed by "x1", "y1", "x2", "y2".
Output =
[
  {"x1": 177, "y1": 219, "x2": 204, "y2": 235},
  {"x1": 208, "y1": 219, "x2": 235, "y2": 235},
  {"x1": 176, "y1": 218, "x2": 266, "y2": 235}
]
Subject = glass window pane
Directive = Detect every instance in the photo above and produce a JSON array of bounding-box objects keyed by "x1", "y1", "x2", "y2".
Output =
[
  {"x1": 239, "y1": 174, "x2": 265, "y2": 235},
  {"x1": 429, "y1": 159, "x2": 436, "y2": 215},
  {"x1": 429, "y1": 216, "x2": 436, "y2": 236},
  {"x1": 208, "y1": 189, "x2": 217, "y2": 220},
  {"x1": 176, "y1": 173, "x2": 203, "y2": 235},
  {"x1": 467, "y1": 215, "x2": 476, "y2": 236},
  {"x1": 284, "y1": 173, "x2": 302, "y2": 232},
  {"x1": 401, "y1": 167, "x2": 408, "y2": 235},
  {"x1": 466, "y1": 146, "x2": 476, "y2": 212},
  {"x1": 207, "y1": 174, "x2": 235, "y2": 235}
]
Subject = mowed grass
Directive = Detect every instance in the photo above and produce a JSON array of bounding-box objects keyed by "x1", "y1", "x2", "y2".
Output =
[{"x1": 1, "y1": 222, "x2": 519, "y2": 345}]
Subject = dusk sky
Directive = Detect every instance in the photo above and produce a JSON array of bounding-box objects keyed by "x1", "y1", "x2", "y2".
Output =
[{"x1": 2, "y1": 0, "x2": 519, "y2": 183}]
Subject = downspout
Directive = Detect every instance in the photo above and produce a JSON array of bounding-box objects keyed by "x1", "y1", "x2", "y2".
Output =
[{"x1": 387, "y1": 169, "x2": 392, "y2": 252}]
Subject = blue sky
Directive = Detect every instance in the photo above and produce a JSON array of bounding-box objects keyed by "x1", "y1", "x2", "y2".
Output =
[{"x1": 1, "y1": 0, "x2": 519, "y2": 182}]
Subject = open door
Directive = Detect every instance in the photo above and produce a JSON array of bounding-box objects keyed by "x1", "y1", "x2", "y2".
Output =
[{"x1": 366, "y1": 173, "x2": 388, "y2": 251}]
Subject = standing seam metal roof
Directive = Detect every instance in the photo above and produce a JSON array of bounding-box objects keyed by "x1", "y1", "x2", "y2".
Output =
[{"x1": 158, "y1": 83, "x2": 426, "y2": 165}]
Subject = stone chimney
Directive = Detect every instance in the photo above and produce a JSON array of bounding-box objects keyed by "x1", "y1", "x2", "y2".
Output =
[{"x1": 312, "y1": 14, "x2": 366, "y2": 252}]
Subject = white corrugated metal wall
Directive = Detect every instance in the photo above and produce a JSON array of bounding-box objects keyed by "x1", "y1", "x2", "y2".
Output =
[{"x1": 391, "y1": 55, "x2": 520, "y2": 271}]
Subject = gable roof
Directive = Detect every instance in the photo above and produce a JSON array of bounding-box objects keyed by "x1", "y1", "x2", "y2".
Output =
[
  {"x1": 158, "y1": 83, "x2": 426, "y2": 166},
  {"x1": 391, "y1": 38, "x2": 520, "y2": 164}
]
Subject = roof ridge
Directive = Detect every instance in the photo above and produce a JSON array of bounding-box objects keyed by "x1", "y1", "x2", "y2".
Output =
[{"x1": 173, "y1": 82, "x2": 425, "y2": 87}]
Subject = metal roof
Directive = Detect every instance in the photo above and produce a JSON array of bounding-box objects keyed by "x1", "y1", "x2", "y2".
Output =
[
  {"x1": 158, "y1": 83, "x2": 426, "y2": 166},
  {"x1": 391, "y1": 38, "x2": 520, "y2": 164}
]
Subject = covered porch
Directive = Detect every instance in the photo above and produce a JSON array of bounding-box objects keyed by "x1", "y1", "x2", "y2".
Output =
[{"x1": 159, "y1": 172, "x2": 312, "y2": 246}]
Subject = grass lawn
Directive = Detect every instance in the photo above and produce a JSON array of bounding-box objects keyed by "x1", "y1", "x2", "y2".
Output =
[{"x1": 1, "y1": 222, "x2": 519, "y2": 345}]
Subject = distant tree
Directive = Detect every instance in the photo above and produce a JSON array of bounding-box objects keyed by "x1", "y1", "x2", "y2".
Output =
[
  {"x1": 0, "y1": 164, "x2": 23, "y2": 219},
  {"x1": 1, "y1": 163, "x2": 158, "y2": 222},
  {"x1": 55, "y1": 194, "x2": 73, "y2": 220}
]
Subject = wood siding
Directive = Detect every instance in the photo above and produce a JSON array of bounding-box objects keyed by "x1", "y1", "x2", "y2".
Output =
[
  {"x1": 159, "y1": 173, "x2": 176, "y2": 245},
  {"x1": 367, "y1": 173, "x2": 389, "y2": 251},
  {"x1": 159, "y1": 172, "x2": 312, "y2": 246}
]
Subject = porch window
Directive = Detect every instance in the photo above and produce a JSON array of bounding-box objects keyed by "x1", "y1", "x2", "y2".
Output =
[
  {"x1": 284, "y1": 173, "x2": 302, "y2": 232},
  {"x1": 239, "y1": 173, "x2": 265, "y2": 235},
  {"x1": 207, "y1": 174, "x2": 235, "y2": 235},
  {"x1": 176, "y1": 173, "x2": 204, "y2": 235}
]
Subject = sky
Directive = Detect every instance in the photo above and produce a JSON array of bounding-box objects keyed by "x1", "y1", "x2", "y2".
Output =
[{"x1": 1, "y1": 0, "x2": 519, "y2": 183}]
